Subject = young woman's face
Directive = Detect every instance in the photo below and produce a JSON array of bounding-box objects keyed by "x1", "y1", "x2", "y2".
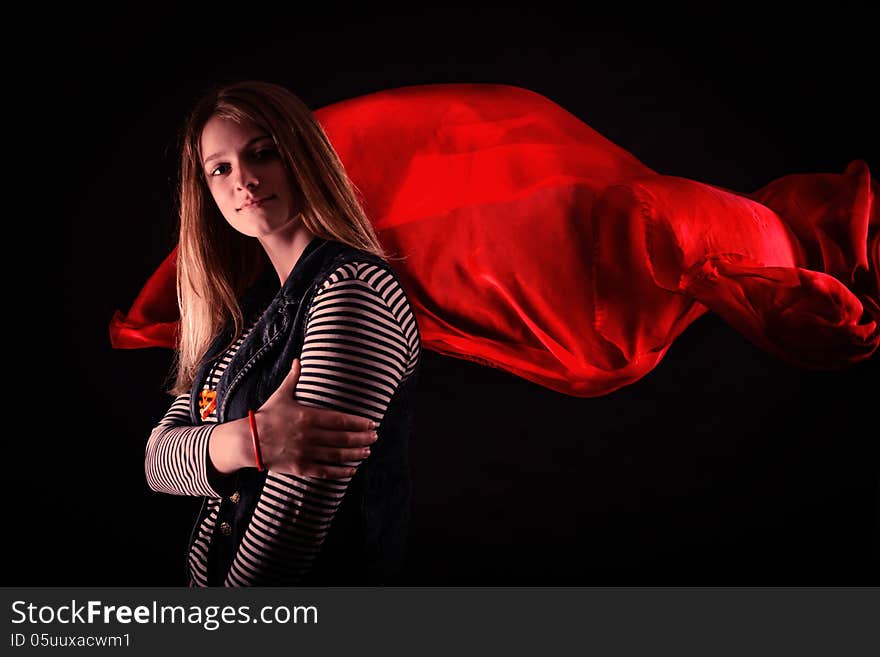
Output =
[{"x1": 200, "y1": 115, "x2": 301, "y2": 237}]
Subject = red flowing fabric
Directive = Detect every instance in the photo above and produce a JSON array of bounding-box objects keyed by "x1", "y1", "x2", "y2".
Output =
[{"x1": 109, "y1": 83, "x2": 879, "y2": 397}]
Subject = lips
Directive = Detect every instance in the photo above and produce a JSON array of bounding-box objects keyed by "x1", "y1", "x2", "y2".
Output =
[{"x1": 240, "y1": 195, "x2": 275, "y2": 210}]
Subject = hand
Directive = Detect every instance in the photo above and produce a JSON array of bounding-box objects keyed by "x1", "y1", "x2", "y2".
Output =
[{"x1": 254, "y1": 358, "x2": 378, "y2": 478}]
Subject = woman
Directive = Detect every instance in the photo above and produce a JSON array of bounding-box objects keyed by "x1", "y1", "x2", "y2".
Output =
[{"x1": 144, "y1": 80, "x2": 422, "y2": 586}]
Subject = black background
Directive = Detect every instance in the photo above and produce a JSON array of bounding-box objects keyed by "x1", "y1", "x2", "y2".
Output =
[{"x1": 11, "y1": 9, "x2": 878, "y2": 585}]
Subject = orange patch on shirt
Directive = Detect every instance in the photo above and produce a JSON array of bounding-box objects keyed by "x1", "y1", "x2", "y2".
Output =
[{"x1": 199, "y1": 389, "x2": 217, "y2": 421}]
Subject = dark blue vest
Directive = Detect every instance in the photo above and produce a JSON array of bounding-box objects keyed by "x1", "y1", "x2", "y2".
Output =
[{"x1": 185, "y1": 237, "x2": 420, "y2": 585}]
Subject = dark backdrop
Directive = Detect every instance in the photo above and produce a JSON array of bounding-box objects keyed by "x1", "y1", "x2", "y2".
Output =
[{"x1": 11, "y1": 9, "x2": 878, "y2": 585}]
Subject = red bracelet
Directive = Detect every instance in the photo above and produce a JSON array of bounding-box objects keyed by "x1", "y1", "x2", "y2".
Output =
[{"x1": 248, "y1": 410, "x2": 265, "y2": 472}]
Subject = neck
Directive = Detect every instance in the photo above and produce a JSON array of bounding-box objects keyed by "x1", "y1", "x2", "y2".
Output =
[{"x1": 257, "y1": 214, "x2": 317, "y2": 287}]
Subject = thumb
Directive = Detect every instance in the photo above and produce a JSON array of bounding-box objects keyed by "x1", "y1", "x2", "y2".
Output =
[{"x1": 284, "y1": 358, "x2": 302, "y2": 388}]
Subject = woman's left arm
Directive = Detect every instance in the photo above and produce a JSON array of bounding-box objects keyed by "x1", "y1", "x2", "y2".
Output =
[{"x1": 223, "y1": 261, "x2": 420, "y2": 586}]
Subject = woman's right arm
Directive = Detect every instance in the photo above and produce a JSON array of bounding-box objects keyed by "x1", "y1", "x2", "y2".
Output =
[
  {"x1": 145, "y1": 382, "x2": 376, "y2": 499},
  {"x1": 144, "y1": 393, "x2": 251, "y2": 499}
]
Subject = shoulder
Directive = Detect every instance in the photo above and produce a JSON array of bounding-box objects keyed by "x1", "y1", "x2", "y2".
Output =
[
  {"x1": 308, "y1": 256, "x2": 421, "y2": 358},
  {"x1": 317, "y1": 258, "x2": 403, "y2": 297},
  {"x1": 314, "y1": 260, "x2": 414, "y2": 321},
  {"x1": 312, "y1": 243, "x2": 411, "y2": 308}
]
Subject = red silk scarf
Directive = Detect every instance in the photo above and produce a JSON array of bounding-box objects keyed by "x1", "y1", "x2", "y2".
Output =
[{"x1": 109, "y1": 83, "x2": 879, "y2": 397}]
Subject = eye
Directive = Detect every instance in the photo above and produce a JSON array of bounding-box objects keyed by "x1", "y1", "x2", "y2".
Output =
[
  {"x1": 207, "y1": 147, "x2": 276, "y2": 178},
  {"x1": 253, "y1": 147, "x2": 277, "y2": 160}
]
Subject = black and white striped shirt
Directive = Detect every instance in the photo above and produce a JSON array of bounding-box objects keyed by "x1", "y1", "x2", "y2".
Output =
[{"x1": 145, "y1": 261, "x2": 420, "y2": 586}]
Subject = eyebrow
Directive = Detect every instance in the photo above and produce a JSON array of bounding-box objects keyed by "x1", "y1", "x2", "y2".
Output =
[{"x1": 203, "y1": 134, "x2": 273, "y2": 166}]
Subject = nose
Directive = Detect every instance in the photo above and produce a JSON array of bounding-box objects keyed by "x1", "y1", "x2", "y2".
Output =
[{"x1": 236, "y1": 164, "x2": 260, "y2": 191}]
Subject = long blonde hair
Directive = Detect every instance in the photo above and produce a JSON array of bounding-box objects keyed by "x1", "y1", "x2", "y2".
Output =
[{"x1": 168, "y1": 80, "x2": 390, "y2": 395}]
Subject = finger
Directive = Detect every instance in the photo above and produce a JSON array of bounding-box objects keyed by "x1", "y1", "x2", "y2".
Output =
[
  {"x1": 306, "y1": 428, "x2": 378, "y2": 448},
  {"x1": 302, "y1": 465, "x2": 358, "y2": 480},
  {"x1": 307, "y1": 446, "x2": 372, "y2": 464},
  {"x1": 278, "y1": 358, "x2": 302, "y2": 394},
  {"x1": 309, "y1": 409, "x2": 376, "y2": 431}
]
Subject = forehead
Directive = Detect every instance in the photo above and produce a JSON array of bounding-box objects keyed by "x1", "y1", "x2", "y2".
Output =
[{"x1": 200, "y1": 116, "x2": 270, "y2": 159}]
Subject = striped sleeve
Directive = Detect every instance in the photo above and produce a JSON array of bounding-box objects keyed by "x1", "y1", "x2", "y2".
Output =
[
  {"x1": 144, "y1": 393, "x2": 228, "y2": 499},
  {"x1": 223, "y1": 261, "x2": 420, "y2": 586}
]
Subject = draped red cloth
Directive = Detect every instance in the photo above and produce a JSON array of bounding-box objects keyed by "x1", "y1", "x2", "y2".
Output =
[{"x1": 109, "y1": 83, "x2": 879, "y2": 397}]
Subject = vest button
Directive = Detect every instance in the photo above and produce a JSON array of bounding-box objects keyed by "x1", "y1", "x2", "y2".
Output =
[
  {"x1": 219, "y1": 522, "x2": 232, "y2": 536},
  {"x1": 229, "y1": 492, "x2": 240, "y2": 504}
]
